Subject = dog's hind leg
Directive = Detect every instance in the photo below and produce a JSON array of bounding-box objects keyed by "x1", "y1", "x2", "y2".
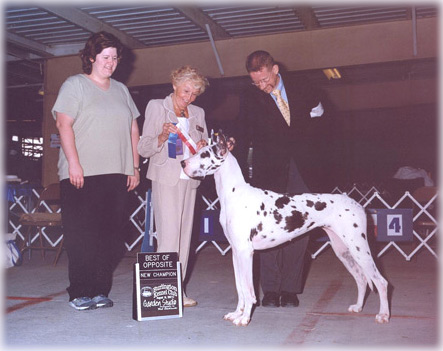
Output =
[
  {"x1": 368, "y1": 266, "x2": 390, "y2": 323},
  {"x1": 323, "y1": 227, "x2": 368, "y2": 314},
  {"x1": 324, "y1": 227, "x2": 390, "y2": 323},
  {"x1": 223, "y1": 247, "x2": 256, "y2": 326}
]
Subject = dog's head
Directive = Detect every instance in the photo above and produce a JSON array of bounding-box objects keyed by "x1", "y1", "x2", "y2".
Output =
[{"x1": 181, "y1": 131, "x2": 230, "y2": 180}]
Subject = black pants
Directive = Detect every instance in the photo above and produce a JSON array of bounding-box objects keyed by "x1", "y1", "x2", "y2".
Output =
[
  {"x1": 61, "y1": 174, "x2": 128, "y2": 301},
  {"x1": 259, "y1": 158, "x2": 310, "y2": 295}
]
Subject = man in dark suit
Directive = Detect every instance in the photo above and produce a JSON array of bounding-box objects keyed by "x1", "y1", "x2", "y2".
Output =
[{"x1": 235, "y1": 50, "x2": 335, "y2": 308}]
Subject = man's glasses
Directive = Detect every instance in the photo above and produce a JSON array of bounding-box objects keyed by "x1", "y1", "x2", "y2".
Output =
[{"x1": 251, "y1": 73, "x2": 272, "y2": 87}]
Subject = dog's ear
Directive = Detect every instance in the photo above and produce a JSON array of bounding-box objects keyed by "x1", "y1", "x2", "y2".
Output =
[
  {"x1": 216, "y1": 132, "x2": 228, "y2": 156},
  {"x1": 211, "y1": 132, "x2": 217, "y2": 145}
]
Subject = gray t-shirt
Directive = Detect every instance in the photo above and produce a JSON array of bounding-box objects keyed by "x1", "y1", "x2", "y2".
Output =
[{"x1": 52, "y1": 74, "x2": 140, "y2": 181}]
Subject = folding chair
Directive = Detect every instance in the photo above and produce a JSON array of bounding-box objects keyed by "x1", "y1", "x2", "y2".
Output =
[{"x1": 19, "y1": 183, "x2": 64, "y2": 265}]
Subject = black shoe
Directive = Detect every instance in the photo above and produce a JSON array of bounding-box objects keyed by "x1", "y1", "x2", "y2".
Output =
[
  {"x1": 262, "y1": 292, "x2": 280, "y2": 307},
  {"x1": 280, "y1": 291, "x2": 299, "y2": 307}
]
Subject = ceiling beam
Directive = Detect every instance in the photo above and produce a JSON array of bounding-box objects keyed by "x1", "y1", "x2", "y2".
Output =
[
  {"x1": 40, "y1": 6, "x2": 146, "y2": 49},
  {"x1": 176, "y1": 7, "x2": 231, "y2": 40},
  {"x1": 293, "y1": 6, "x2": 320, "y2": 30},
  {"x1": 6, "y1": 32, "x2": 54, "y2": 59}
]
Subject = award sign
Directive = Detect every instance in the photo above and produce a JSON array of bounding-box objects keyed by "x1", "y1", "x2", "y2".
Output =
[{"x1": 133, "y1": 252, "x2": 183, "y2": 321}]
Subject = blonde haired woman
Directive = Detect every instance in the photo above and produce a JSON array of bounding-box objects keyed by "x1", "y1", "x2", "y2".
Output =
[{"x1": 138, "y1": 66, "x2": 209, "y2": 307}]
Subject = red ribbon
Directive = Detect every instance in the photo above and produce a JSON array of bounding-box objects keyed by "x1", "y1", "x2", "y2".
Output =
[{"x1": 176, "y1": 129, "x2": 196, "y2": 155}]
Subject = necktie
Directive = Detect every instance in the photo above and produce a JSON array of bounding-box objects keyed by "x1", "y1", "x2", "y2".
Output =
[{"x1": 272, "y1": 89, "x2": 290, "y2": 126}]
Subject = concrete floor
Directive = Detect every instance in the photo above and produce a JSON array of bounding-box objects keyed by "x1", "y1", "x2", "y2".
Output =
[{"x1": 4, "y1": 239, "x2": 440, "y2": 351}]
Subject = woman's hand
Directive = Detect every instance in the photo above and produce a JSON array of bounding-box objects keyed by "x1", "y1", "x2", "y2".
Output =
[
  {"x1": 127, "y1": 171, "x2": 140, "y2": 192},
  {"x1": 227, "y1": 137, "x2": 236, "y2": 151},
  {"x1": 69, "y1": 161, "x2": 84, "y2": 189},
  {"x1": 196, "y1": 139, "x2": 208, "y2": 151},
  {"x1": 158, "y1": 123, "x2": 178, "y2": 146}
]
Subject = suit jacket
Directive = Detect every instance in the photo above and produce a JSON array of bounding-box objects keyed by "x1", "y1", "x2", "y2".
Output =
[
  {"x1": 138, "y1": 94, "x2": 208, "y2": 187},
  {"x1": 236, "y1": 74, "x2": 335, "y2": 193}
]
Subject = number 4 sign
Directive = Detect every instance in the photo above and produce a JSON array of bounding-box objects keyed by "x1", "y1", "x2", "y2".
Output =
[
  {"x1": 374, "y1": 209, "x2": 413, "y2": 242},
  {"x1": 387, "y1": 214, "x2": 403, "y2": 236}
]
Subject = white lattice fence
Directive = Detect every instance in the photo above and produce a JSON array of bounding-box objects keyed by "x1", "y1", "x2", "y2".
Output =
[
  {"x1": 8, "y1": 186, "x2": 43, "y2": 244},
  {"x1": 125, "y1": 191, "x2": 147, "y2": 251},
  {"x1": 311, "y1": 185, "x2": 438, "y2": 261},
  {"x1": 8, "y1": 186, "x2": 147, "y2": 253},
  {"x1": 331, "y1": 184, "x2": 384, "y2": 204},
  {"x1": 11, "y1": 184, "x2": 437, "y2": 260}
]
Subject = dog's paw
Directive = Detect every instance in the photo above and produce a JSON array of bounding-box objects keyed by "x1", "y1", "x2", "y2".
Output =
[
  {"x1": 348, "y1": 304, "x2": 362, "y2": 313},
  {"x1": 232, "y1": 315, "x2": 250, "y2": 327},
  {"x1": 224, "y1": 311, "x2": 241, "y2": 322},
  {"x1": 375, "y1": 313, "x2": 390, "y2": 324}
]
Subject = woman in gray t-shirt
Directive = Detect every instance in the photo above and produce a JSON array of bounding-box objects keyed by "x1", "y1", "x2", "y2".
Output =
[{"x1": 52, "y1": 31, "x2": 140, "y2": 311}]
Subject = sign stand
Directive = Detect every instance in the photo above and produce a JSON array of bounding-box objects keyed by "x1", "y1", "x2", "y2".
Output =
[{"x1": 133, "y1": 252, "x2": 183, "y2": 321}]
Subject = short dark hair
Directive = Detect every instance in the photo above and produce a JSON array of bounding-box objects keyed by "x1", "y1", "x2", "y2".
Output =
[
  {"x1": 80, "y1": 31, "x2": 123, "y2": 74},
  {"x1": 245, "y1": 50, "x2": 275, "y2": 73}
]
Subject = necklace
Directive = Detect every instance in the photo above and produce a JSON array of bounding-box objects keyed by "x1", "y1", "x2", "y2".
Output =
[{"x1": 172, "y1": 97, "x2": 187, "y2": 117}]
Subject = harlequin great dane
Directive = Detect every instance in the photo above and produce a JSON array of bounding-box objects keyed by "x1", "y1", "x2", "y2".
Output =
[{"x1": 181, "y1": 133, "x2": 390, "y2": 326}]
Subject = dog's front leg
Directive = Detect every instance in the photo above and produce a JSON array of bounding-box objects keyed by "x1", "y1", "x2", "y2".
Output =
[
  {"x1": 223, "y1": 247, "x2": 255, "y2": 326},
  {"x1": 223, "y1": 249, "x2": 245, "y2": 322}
]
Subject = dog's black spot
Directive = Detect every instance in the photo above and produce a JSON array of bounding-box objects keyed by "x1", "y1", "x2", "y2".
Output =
[
  {"x1": 199, "y1": 164, "x2": 205, "y2": 169},
  {"x1": 303, "y1": 212, "x2": 309, "y2": 219},
  {"x1": 200, "y1": 151, "x2": 210, "y2": 158},
  {"x1": 306, "y1": 200, "x2": 314, "y2": 207},
  {"x1": 361, "y1": 233, "x2": 366, "y2": 240},
  {"x1": 271, "y1": 238, "x2": 276, "y2": 242},
  {"x1": 232, "y1": 187, "x2": 235, "y2": 192},
  {"x1": 307, "y1": 221, "x2": 315, "y2": 229},
  {"x1": 314, "y1": 201, "x2": 327, "y2": 211},
  {"x1": 345, "y1": 209, "x2": 350, "y2": 211},
  {"x1": 257, "y1": 222, "x2": 263, "y2": 232},
  {"x1": 261, "y1": 234, "x2": 267, "y2": 239},
  {"x1": 264, "y1": 191, "x2": 269, "y2": 195},
  {"x1": 264, "y1": 211, "x2": 267, "y2": 217},
  {"x1": 367, "y1": 251, "x2": 371, "y2": 255},
  {"x1": 260, "y1": 203, "x2": 265, "y2": 211},
  {"x1": 353, "y1": 223, "x2": 358, "y2": 228},
  {"x1": 273, "y1": 210, "x2": 283, "y2": 224},
  {"x1": 275, "y1": 196, "x2": 290, "y2": 209},
  {"x1": 250, "y1": 228, "x2": 258, "y2": 240},
  {"x1": 330, "y1": 200, "x2": 334, "y2": 203},
  {"x1": 284, "y1": 210, "x2": 305, "y2": 232},
  {"x1": 257, "y1": 211, "x2": 260, "y2": 215},
  {"x1": 356, "y1": 246, "x2": 360, "y2": 251}
]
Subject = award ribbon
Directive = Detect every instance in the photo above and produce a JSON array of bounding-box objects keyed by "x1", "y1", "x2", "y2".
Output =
[
  {"x1": 168, "y1": 123, "x2": 197, "y2": 158},
  {"x1": 176, "y1": 127, "x2": 197, "y2": 155},
  {"x1": 168, "y1": 131, "x2": 179, "y2": 158}
]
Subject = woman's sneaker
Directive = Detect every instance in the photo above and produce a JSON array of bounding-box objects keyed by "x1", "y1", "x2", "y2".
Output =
[
  {"x1": 92, "y1": 295, "x2": 114, "y2": 308},
  {"x1": 69, "y1": 297, "x2": 97, "y2": 311}
]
